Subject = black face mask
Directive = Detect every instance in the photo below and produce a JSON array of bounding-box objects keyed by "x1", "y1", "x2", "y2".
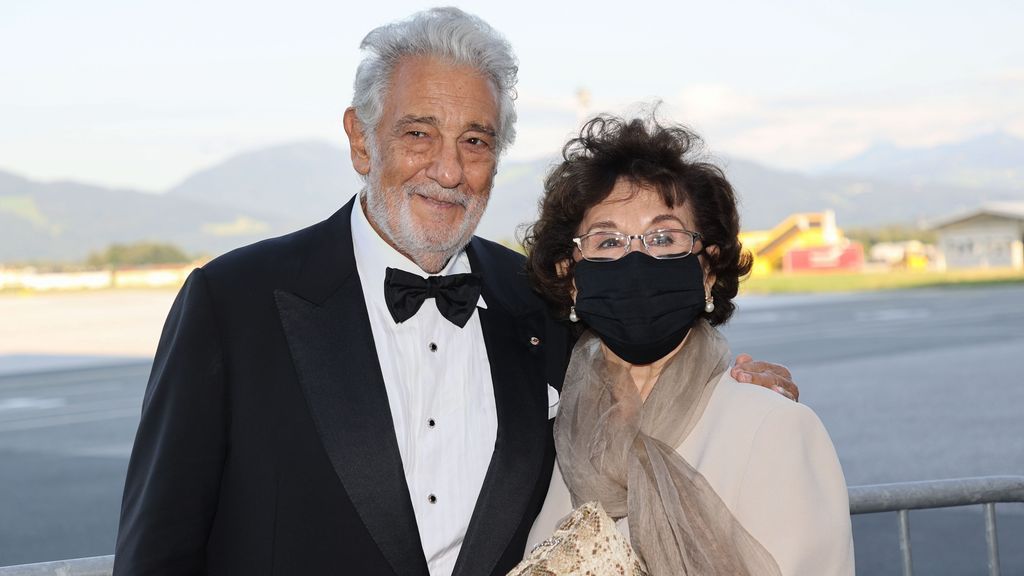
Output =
[{"x1": 574, "y1": 251, "x2": 707, "y2": 365}]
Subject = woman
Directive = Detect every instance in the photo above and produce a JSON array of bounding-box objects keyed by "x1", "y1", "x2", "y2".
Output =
[{"x1": 521, "y1": 114, "x2": 854, "y2": 575}]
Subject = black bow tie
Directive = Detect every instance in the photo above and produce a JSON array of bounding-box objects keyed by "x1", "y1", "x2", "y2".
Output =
[{"x1": 384, "y1": 267, "x2": 482, "y2": 328}]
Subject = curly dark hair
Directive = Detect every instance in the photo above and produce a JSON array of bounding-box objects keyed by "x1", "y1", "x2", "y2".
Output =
[{"x1": 522, "y1": 113, "x2": 752, "y2": 327}]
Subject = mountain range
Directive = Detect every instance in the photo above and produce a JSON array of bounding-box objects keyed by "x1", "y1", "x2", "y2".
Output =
[
  {"x1": 2, "y1": 134, "x2": 1022, "y2": 263},
  {"x1": 826, "y1": 133, "x2": 1024, "y2": 191}
]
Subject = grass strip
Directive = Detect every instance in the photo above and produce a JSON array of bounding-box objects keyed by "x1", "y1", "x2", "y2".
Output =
[{"x1": 741, "y1": 269, "x2": 1024, "y2": 294}]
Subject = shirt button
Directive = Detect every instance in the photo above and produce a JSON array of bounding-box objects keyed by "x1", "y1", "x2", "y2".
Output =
[
  {"x1": 428, "y1": 418, "x2": 436, "y2": 428},
  {"x1": 428, "y1": 494, "x2": 437, "y2": 504},
  {"x1": 428, "y1": 342, "x2": 438, "y2": 352}
]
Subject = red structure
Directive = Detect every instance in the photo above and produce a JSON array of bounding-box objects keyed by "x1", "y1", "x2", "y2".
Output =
[{"x1": 783, "y1": 243, "x2": 864, "y2": 273}]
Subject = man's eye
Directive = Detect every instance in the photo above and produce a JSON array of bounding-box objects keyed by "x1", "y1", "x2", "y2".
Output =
[
  {"x1": 465, "y1": 137, "x2": 491, "y2": 148},
  {"x1": 407, "y1": 130, "x2": 427, "y2": 138}
]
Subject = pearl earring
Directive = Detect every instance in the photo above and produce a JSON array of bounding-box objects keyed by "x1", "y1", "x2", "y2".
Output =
[
  {"x1": 704, "y1": 295, "x2": 715, "y2": 313},
  {"x1": 569, "y1": 305, "x2": 579, "y2": 323}
]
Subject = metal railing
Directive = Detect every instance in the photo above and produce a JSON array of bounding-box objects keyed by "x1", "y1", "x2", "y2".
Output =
[
  {"x1": 848, "y1": 475, "x2": 1024, "y2": 576},
  {"x1": 2, "y1": 475, "x2": 1023, "y2": 575},
  {"x1": 0, "y1": 556, "x2": 113, "y2": 576}
]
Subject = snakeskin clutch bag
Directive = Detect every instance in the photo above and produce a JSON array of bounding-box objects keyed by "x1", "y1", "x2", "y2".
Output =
[{"x1": 508, "y1": 501, "x2": 649, "y2": 576}]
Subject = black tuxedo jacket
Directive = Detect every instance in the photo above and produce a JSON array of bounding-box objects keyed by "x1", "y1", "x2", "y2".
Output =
[{"x1": 114, "y1": 198, "x2": 571, "y2": 575}]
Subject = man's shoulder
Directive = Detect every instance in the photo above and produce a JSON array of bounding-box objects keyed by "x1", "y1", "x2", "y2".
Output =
[
  {"x1": 469, "y1": 236, "x2": 541, "y2": 311},
  {"x1": 204, "y1": 220, "x2": 318, "y2": 279},
  {"x1": 470, "y1": 235, "x2": 526, "y2": 268},
  {"x1": 202, "y1": 203, "x2": 351, "y2": 292}
]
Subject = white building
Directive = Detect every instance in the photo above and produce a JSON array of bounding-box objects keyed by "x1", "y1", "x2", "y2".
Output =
[{"x1": 931, "y1": 202, "x2": 1024, "y2": 270}]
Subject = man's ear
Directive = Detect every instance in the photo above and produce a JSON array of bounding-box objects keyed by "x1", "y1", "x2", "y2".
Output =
[{"x1": 343, "y1": 107, "x2": 371, "y2": 176}]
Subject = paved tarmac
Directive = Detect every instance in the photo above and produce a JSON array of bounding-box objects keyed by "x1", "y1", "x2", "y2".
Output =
[{"x1": 1, "y1": 283, "x2": 1022, "y2": 573}]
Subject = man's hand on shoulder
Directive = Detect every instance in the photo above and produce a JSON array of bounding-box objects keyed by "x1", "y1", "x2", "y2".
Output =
[{"x1": 730, "y1": 353, "x2": 799, "y2": 402}]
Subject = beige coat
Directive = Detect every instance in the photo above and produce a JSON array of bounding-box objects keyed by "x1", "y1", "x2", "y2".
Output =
[{"x1": 527, "y1": 373, "x2": 855, "y2": 575}]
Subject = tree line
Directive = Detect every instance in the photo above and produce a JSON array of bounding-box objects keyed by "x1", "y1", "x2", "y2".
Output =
[{"x1": 86, "y1": 242, "x2": 193, "y2": 268}]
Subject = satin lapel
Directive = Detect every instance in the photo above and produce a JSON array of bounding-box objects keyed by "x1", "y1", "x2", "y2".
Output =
[
  {"x1": 451, "y1": 245, "x2": 549, "y2": 576},
  {"x1": 274, "y1": 199, "x2": 427, "y2": 576}
]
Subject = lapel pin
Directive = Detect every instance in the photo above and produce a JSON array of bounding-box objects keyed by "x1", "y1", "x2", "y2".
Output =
[{"x1": 529, "y1": 336, "x2": 540, "y2": 346}]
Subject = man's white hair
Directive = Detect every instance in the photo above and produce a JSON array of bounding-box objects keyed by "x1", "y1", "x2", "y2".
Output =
[{"x1": 351, "y1": 6, "x2": 519, "y2": 156}]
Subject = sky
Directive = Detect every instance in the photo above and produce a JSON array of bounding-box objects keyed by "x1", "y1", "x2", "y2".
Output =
[{"x1": 1, "y1": 0, "x2": 1022, "y2": 191}]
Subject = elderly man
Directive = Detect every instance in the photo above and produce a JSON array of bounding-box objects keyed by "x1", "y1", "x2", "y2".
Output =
[{"x1": 114, "y1": 7, "x2": 795, "y2": 576}]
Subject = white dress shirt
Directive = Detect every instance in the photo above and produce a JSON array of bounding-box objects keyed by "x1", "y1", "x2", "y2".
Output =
[{"x1": 350, "y1": 196, "x2": 498, "y2": 576}]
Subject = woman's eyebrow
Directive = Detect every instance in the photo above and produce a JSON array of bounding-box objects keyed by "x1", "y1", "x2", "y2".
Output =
[
  {"x1": 583, "y1": 220, "x2": 620, "y2": 233},
  {"x1": 649, "y1": 214, "x2": 686, "y2": 227}
]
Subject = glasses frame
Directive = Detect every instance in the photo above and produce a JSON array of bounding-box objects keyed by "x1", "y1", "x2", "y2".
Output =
[{"x1": 572, "y1": 228, "x2": 705, "y2": 262}]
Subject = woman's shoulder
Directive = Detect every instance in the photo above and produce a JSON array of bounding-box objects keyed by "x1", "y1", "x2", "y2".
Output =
[
  {"x1": 703, "y1": 373, "x2": 821, "y2": 436},
  {"x1": 685, "y1": 374, "x2": 855, "y2": 575},
  {"x1": 679, "y1": 373, "x2": 837, "y2": 507}
]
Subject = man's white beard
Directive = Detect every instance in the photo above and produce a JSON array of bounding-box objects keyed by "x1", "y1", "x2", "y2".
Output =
[{"x1": 364, "y1": 169, "x2": 488, "y2": 273}]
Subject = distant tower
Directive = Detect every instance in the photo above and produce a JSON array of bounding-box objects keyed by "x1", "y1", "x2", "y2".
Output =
[{"x1": 575, "y1": 87, "x2": 592, "y2": 125}]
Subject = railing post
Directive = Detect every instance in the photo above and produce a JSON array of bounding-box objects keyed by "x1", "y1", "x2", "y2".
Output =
[
  {"x1": 897, "y1": 509, "x2": 913, "y2": 576},
  {"x1": 984, "y1": 502, "x2": 1000, "y2": 576}
]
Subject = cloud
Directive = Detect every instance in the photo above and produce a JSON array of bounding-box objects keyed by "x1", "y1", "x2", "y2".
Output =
[
  {"x1": 507, "y1": 72, "x2": 1024, "y2": 171},
  {"x1": 674, "y1": 84, "x2": 760, "y2": 125},
  {"x1": 672, "y1": 74, "x2": 1024, "y2": 169}
]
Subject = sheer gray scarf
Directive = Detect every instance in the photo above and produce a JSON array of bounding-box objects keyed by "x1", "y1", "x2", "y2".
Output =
[{"x1": 554, "y1": 320, "x2": 781, "y2": 575}]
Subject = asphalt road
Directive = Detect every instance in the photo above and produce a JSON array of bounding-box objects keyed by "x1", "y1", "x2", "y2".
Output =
[{"x1": 1, "y1": 283, "x2": 1022, "y2": 573}]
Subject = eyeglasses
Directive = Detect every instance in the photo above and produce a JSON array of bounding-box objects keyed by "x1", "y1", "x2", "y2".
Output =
[{"x1": 572, "y1": 228, "x2": 704, "y2": 262}]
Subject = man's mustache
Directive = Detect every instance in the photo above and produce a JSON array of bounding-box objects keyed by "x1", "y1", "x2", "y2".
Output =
[{"x1": 405, "y1": 182, "x2": 470, "y2": 208}]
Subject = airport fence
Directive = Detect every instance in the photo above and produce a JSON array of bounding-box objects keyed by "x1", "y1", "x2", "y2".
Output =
[
  {"x1": 2, "y1": 475, "x2": 1023, "y2": 576},
  {"x1": 848, "y1": 475, "x2": 1024, "y2": 576}
]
